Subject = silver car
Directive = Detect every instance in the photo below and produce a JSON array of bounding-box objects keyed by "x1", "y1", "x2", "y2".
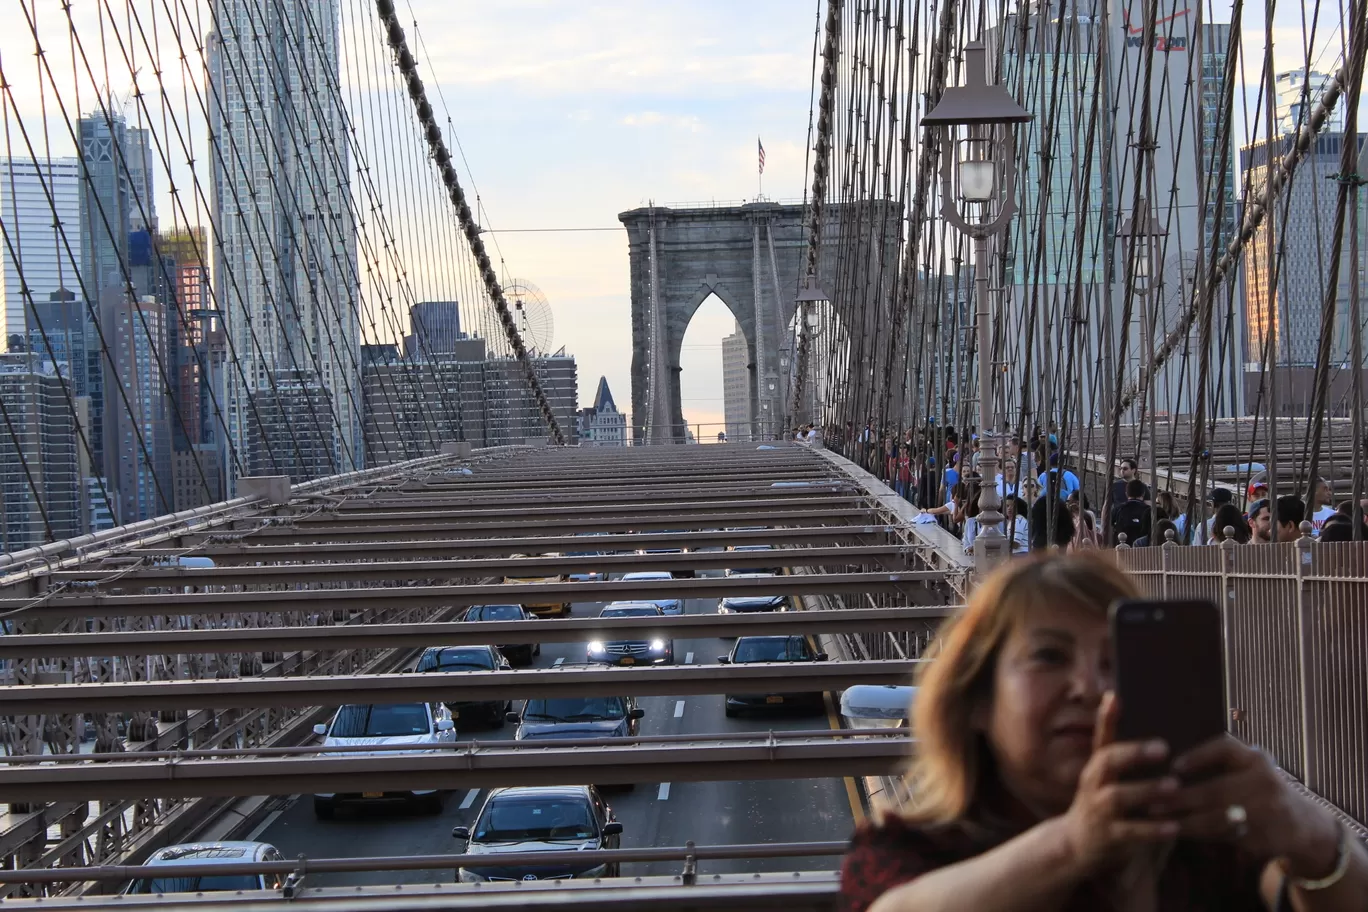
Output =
[
  {"x1": 618, "y1": 571, "x2": 682, "y2": 614},
  {"x1": 125, "y1": 842, "x2": 284, "y2": 894}
]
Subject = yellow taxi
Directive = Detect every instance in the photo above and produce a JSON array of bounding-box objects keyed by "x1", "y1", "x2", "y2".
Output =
[{"x1": 504, "y1": 553, "x2": 571, "y2": 617}]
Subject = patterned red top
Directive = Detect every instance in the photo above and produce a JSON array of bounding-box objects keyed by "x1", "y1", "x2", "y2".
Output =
[{"x1": 839, "y1": 814, "x2": 1282, "y2": 912}]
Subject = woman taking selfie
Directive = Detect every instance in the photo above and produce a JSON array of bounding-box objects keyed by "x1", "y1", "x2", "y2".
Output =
[{"x1": 840, "y1": 554, "x2": 1366, "y2": 911}]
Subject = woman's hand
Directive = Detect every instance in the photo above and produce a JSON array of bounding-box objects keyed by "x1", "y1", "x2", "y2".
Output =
[
  {"x1": 1157, "y1": 737, "x2": 1342, "y2": 878},
  {"x1": 1055, "y1": 693, "x2": 1181, "y2": 876}
]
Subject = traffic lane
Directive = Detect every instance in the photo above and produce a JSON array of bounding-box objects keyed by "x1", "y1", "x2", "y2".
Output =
[
  {"x1": 255, "y1": 600, "x2": 604, "y2": 887},
  {"x1": 606, "y1": 590, "x2": 855, "y2": 878},
  {"x1": 256, "y1": 587, "x2": 856, "y2": 885}
]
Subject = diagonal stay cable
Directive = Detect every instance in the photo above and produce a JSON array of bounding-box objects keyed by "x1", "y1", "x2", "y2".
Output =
[{"x1": 373, "y1": 0, "x2": 563, "y2": 445}]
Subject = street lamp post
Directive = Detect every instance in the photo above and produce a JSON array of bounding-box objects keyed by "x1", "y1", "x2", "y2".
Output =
[
  {"x1": 921, "y1": 41, "x2": 1032, "y2": 572},
  {"x1": 1118, "y1": 197, "x2": 1166, "y2": 538},
  {"x1": 791, "y1": 273, "x2": 829, "y2": 432}
]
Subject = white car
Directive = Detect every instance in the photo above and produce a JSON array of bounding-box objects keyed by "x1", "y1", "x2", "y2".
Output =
[
  {"x1": 312, "y1": 702, "x2": 456, "y2": 818},
  {"x1": 619, "y1": 571, "x2": 682, "y2": 614}
]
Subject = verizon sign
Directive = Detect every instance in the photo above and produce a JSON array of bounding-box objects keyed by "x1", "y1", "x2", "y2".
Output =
[{"x1": 1121, "y1": 7, "x2": 1191, "y2": 51}]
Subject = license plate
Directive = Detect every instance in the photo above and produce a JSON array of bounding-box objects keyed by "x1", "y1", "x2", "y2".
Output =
[
  {"x1": 362, "y1": 792, "x2": 384, "y2": 798},
  {"x1": 766, "y1": 696, "x2": 784, "y2": 704},
  {"x1": 619, "y1": 656, "x2": 636, "y2": 665}
]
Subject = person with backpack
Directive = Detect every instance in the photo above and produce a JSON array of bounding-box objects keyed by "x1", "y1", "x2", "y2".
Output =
[{"x1": 1110, "y1": 479, "x2": 1151, "y2": 546}]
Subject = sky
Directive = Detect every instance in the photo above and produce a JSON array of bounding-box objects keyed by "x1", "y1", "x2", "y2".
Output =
[
  {"x1": 401, "y1": 0, "x2": 822, "y2": 428},
  {"x1": 1, "y1": 0, "x2": 1354, "y2": 431}
]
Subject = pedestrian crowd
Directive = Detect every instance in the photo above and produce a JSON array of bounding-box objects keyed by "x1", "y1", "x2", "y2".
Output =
[{"x1": 821, "y1": 420, "x2": 1367, "y2": 550}]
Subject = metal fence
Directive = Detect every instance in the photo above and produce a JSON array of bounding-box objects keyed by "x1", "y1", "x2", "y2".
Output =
[{"x1": 1113, "y1": 538, "x2": 1368, "y2": 830}]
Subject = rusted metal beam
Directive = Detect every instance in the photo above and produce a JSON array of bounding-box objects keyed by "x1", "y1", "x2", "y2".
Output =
[
  {"x1": 0, "y1": 735, "x2": 912, "y2": 802},
  {"x1": 0, "y1": 873, "x2": 841, "y2": 912},
  {"x1": 0, "y1": 659, "x2": 920, "y2": 714},
  {"x1": 0, "y1": 606, "x2": 950, "y2": 659},
  {"x1": 325, "y1": 483, "x2": 854, "y2": 507},
  {"x1": 0, "y1": 571, "x2": 938, "y2": 620},
  {"x1": 137, "y1": 525, "x2": 897, "y2": 563},
  {"x1": 302, "y1": 492, "x2": 853, "y2": 519},
  {"x1": 283, "y1": 497, "x2": 865, "y2": 528},
  {"x1": 49, "y1": 546, "x2": 910, "y2": 590},
  {"x1": 0, "y1": 842, "x2": 847, "y2": 885},
  {"x1": 183, "y1": 508, "x2": 872, "y2": 543}
]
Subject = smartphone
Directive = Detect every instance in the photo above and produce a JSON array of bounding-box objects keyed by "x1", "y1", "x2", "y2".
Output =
[{"x1": 1109, "y1": 598, "x2": 1227, "y2": 764}]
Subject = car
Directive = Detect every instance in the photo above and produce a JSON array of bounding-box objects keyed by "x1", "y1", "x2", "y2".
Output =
[
  {"x1": 510, "y1": 693, "x2": 643, "y2": 742},
  {"x1": 453, "y1": 786, "x2": 623, "y2": 882},
  {"x1": 125, "y1": 842, "x2": 284, "y2": 894},
  {"x1": 718, "y1": 573, "x2": 788, "y2": 614},
  {"x1": 505, "y1": 553, "x2": 571, "y2": 616},
  {"x1": 312, "y1": 702, "x2": 456, "y2": 817},
  {"x1": 567, "y1": 550, "x2": 606, "y2": 582},
  {"x1": 618, "y1": 570, "x2": 682, "y2": 615},
  {"x1": 587, "y1": 603, "x2": 672, "y2": 665},
  {"x1": 725, "y1": 544, "x2": 781, "y2": 575},
  {"x1": 415, "y1": 645, "x2": 512, "y2": 727},
  {"x1": 639, "y1": 532, "x2": 693, "y2": 578},
  {"x1": 463, "y1": 603, "x2": 540, "y2": 664},
  {"x1": 719, "y1": 635, "x2": 828, "y2": 716}
]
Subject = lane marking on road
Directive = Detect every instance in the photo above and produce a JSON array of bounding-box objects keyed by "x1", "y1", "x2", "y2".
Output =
[
  {"x1": 684, "y1": 652, "x2": 694, "y2": 664},
  {"x1": 552, "y1": 657, "x2": 565, "y2": 667},
  {"x1": 245, "y1": 806, "x2": 286, "y2": 842},
  {"x1": 657, "y1": 782, "x2": 671, "y2": 801},
  {"x1": 459, "y1": 789, "x2": 480, "y2": 810},
  {"x1": 673, "y1": 700, "x2": 685, "y2": 718},
  {"x1": 826, "y1": 691, "x2": 867, "y2": 826}
]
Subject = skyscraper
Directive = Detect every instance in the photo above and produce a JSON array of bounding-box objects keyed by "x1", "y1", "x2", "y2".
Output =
[
  {"x1": 208, "y1": 0, "x2": 360, "y2": 490},
  {"x1": 722, "y1": 322, "x2": 751, "y2": 440},
  {"x1": 0, "y1": 157, "x2": 82, "y2": 351},
  {"x1": 1241, "y1": 132, "x2": 1368, "y2": 415},
  {"x1": 0, "y1": 353, "x2": 82, "y2": 551},
  {"x1": 1276, "y1": 70, "x2": 1342, "y2": 137},
  {"x1": 992, "y1": 2, "x2": 1241, "y2": 423}
]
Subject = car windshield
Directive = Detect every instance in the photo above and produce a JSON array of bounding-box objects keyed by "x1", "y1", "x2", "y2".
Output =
[
  {"x1": 622, "y1": 572, "x2": 670, "y2": 581},
  {"x1": 128, "y1": 874, "x2": 261, "y2": 894},
  {"x1": 475, "y1": 797, "x2": 596, "y2": 842},
  {"x1": 419, "y1": 649, "x2": 494, "y2": 671},
  {"x1": 600, "y1": 606, "x2": 659, "y2": 618},
  {"x1": 468, "y1": 605, "x2": 522, "y2": 621},
  {"x1": 329, "y1": 703, "x2": 431, "y2": 737},
  {"x1": 522, "y1": 696, "x2": 626, "y2": 723},
  {"x1": 733, "y1": 637, "x2": 813, "y2": 663}
]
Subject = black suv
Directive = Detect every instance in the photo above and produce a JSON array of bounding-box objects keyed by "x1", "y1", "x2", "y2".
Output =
[
  {"x1": 415, "y1": 645, "x2": 511, "y2": 727},
  {"x1": 454, "y1": 786, "x2": 622, "y2": 882}
]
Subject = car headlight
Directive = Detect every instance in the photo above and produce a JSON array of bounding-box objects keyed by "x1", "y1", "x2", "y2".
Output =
[
  {"x1": 649, "y1": 639, "x2": 666, "y2": 651},
  {"x1": 458, "y1": 869, "x2": 486, "y2": 883},
  {"x1": 587, "y1": 641, "x2": 605, "y2": 653}
]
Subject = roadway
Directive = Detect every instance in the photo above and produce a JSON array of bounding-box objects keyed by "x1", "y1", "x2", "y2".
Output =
[{"x1": 253, "y1": 570, "x2": 859, "y2": 885}]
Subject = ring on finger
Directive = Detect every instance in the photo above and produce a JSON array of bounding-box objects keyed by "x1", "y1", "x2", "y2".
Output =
[{"x1": 1225, "y1": 804, "x2": 1248, "y2": 839}]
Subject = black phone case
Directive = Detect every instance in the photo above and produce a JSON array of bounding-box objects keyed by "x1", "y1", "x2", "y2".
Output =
[{"x1": 1110, "y1": 598, "x2": 1227, "y2": 759}]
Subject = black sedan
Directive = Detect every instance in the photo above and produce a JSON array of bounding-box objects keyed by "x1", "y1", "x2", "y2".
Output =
[
  {"x1": 719, "y1": 635, "x2": 828, "y2": 716},
  {"x1": 463, "y1": 604, "x2": 540, "y2": 665},
  {"x1": 415, "y1": 645, "x2": 512, "y2": 728}
]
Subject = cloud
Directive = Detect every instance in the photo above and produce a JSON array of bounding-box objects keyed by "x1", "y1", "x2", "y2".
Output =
[{"x1": 621, "y1": 111, "x2": 706, "y2": 132}]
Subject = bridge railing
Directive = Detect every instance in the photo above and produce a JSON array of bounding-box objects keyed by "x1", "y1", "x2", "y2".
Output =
[{"x1": 1113, "y1": 537, "x2": 1368, "y2": 834}]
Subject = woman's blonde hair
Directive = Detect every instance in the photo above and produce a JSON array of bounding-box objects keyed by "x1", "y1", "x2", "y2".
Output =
[{"x1": 904, "y1": 553, "x2": 1140, "y2": 824}]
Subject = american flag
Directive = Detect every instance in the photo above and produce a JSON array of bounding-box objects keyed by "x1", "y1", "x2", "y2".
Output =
[{"x1": 758, "y1": 138, "x2": 766, "y2": 174}]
